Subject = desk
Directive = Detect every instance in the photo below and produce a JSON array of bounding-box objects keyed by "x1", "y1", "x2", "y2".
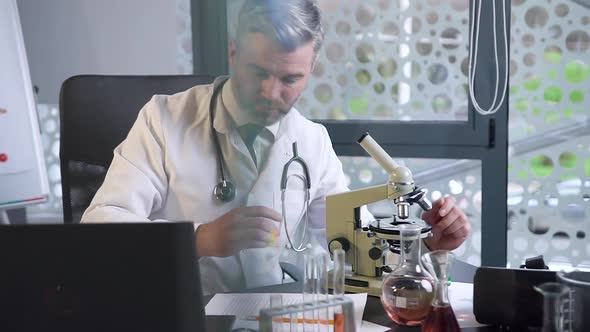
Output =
[{"x1": 205, "y1": 260, "x2": 501, "y2": 331}]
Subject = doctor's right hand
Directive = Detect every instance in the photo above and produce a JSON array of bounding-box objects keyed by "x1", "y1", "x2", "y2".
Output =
[{"x1": 196, "y1": 206, "x2": 282, "y2": 257}]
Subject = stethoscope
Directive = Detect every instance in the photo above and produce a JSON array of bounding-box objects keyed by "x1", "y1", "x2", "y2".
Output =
[
  {"x1": 280, "y1": 142, "x2": 311, "y2": 252},
  {"x1": 209, "y1": 78, "x2": 312, "y2": 251}
]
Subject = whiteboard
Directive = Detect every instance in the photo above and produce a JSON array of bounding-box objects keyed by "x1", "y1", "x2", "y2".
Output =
[{"x1": 0, "y1": 0, "x2": 49, "y2": 209}]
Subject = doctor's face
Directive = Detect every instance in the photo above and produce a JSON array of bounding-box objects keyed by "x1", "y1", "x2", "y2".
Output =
[{"x1": 229, "y1": 33, "x2": 315, "y2": 126}]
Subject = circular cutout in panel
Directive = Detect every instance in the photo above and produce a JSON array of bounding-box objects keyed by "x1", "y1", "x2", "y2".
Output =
[
  {"x1": 535, "y1": 239, "x2": 549, "y2": 253},
  {"x1": 552, "y1": 232, "x2": 570, "y2": 250},
  {"x1": 359, "y1": 168, "x2": 373, "y2": 184},
  {"x1": 555, "y1": 3, "x2": 569, "y2": 17},
  {"x1": 549, "y1": 25, "x2": 562, "y2": 38},
  {"x1": 522, "y1": 34, "x2": 535, "y2": 47},
  {"x1": 449, "y1": 179, "x2": 463, "y2": 195},
  {"x1": 513, "y1": 237, "x2": 528, "y2": 252},
  {"x1": 450, "y1": 0, "x2": 469, "y2": 11},
  {"x1": 559, "y1": 152, "x2": 578, "y2": 169},
  {"x1": 544, "y1": 195, "x2": 559, "y2": 207},
  {"x1": 416, "y1": 38, "x2": 433, "y2": 56},
  {"x1": 472, "y1": 191, "x2": 482, "y2": 213},
  {"x1": 508, "y1": 182, "x2": 524, "y2": 205},
  {"x1": 427, "y1": 63, "x2": 448, "y2": 85},
  {"x1": 404, "y1": 16, "x2": 422, "y2": 35},
  {"x1": 335, "y1": 21, "x2": 352, "y2": 35},
  {"x1": 426, "y1": 11, "x2": 438, "y2": 24},
  {"x1": 355, "y1": 69, "x2": 371, "y2": 85},
  {"x1": 565, "y1": 60, "x2": 589, "y2": 83},
  {"x1": 544, "y1": 46, "x2": 562, "y2": 64},
  {"x1": 326, "y1": 43, "x2": 346, "y2": 64},
  {"x1": 378, "y1": 58, "x2": 398, "y2": 78},
  {"x1": 577, "y1": 231, "x2": 586, "y2": 239},
  {"x1": 556, "y1": 178, "x2": 582, "y2": 196},
  {"x1": 441, "y1": 27, "x2": 461, "y2": 49},
  {"x1": 528, "y1": 216, "x2": 550, "y2": 235},
  {"x1": 355, "y1": 43, "x2": 375, "y2": 63},
  {"x1": 314, "y1": 84, "x2": 333, "y2": 104},
  {"x1": 378, "y1": 0, "x2": 392, "y2": 10},
  {"x1": 561, "y1": 203, "x2": 585, "y2": 222},
  {"x1": 523, "y1": 53, "x2": 536, "y2": 66},
  {"x1": 431, "y1": 190, "x2": 442, "y2": 201},
  {"x1": 337, "y1": 74, "x2": 348, "y2": 87},
  {"x1": 510, "y1": 60, "x2": 518, "y2": 76},
  {"x1": 373, "y1": 82, "x2": 385, "y2": 94},
  {"x1": 403, "y1": 61, "x2": 422, "y2": 79},
  {"x1": 356, "y1": 4, "x2": 376, "y2": 26},
  {"x1": 432, "y1": 94, "x2": 452, "y2": 113},
  {"x1": 544, "y1": 86, "x2": 563, "y2": 103},
  {"x1": 565, "y1": 30, "x2": 590, "y2": 53},
  {"x1": 570, "y1": 90, "x2": 585, "y2": 104},
  {"x1": 525, "y1": 6, "x2": 549, "y2": 29},
  {"x1": 312, "y1": 61, "x2": 324, "y2": 77},
  {"x1": 461, "y1": 57, "x2": 469, "y2": 77},
  {"x1": 530, "y1": 155, "x2": 554, "y2": 177},
  {"x1": 381, "y1": 21, "x2": 400, "y2": 41}
]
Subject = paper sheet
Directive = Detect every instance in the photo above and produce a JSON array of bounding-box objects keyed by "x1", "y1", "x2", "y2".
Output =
[
  {"x1": 206, "y1": 292, "x2": 367, "y2": 330},
  {"x1": 448, "y1": 281, "x2": 488, "y2": 328}
]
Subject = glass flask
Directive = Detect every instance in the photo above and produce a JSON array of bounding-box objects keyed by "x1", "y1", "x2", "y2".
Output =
[
  {"x1": 381, "y1": 224, "x2": 435, "y2": 326},
  {"x1": 534, "y1": 282, "x2": 570, "y2": 332},
  {"x1": 421, "y1": 250, "x2": 460, "y2": 332}
]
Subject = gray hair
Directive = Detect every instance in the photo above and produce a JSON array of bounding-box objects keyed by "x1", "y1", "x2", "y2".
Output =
[{"x1": 236, "y1": 0, "x2": 324, "y2": 56}]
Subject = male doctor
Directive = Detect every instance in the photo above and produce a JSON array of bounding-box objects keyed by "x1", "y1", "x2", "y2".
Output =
[{"x1": 82, "y1": 0, "x2": 470, "y2": 295}]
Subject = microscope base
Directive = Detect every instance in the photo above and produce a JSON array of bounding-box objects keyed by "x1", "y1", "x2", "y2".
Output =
[{"x1": 330, "y1": 273, "x2": 385, "y2": 298}]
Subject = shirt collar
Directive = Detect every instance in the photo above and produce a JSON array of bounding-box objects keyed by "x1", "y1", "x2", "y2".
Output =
[{"x1": 221, "y1": 78, "x2": 279, "y2": 138}]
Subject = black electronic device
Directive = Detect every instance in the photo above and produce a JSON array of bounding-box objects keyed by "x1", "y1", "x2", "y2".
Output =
[
  {"x1": 473, "y1": 266, "x2": 557, "y2": 328},
  {"x1": 0, "y1": 222, "x2": 204, "y2": 332}
]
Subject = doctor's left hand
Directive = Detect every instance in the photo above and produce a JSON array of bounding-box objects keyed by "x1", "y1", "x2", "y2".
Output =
[
  {"x1": 421, "y1": 195, "x2": 470, "y2": 251},
  {"x1": 196, "y1": 206, "x2": 282, "y2": 257}
]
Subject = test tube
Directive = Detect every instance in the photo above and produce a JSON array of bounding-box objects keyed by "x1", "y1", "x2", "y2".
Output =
[
  {"x1": 303, "y1": 252, "x2": 316, "y2": 331},
  {"x1": 333, "y1": 249, "x2": 346, "y2": 332},
  {"x1": 270, "y1": 294, "x2": 283, "y2": 332},
  {"x1": 316, "y1": 253, "x2": 329, "y2": 332}
]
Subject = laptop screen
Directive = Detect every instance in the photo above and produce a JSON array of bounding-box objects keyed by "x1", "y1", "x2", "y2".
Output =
[{"x1": 0, "y1": 222, "x2": 205, "y2": 332}]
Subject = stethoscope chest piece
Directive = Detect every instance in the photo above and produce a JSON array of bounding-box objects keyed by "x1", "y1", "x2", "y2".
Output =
[{"x1": 213, "y1": 180, "x2": 236, "y2": 202}]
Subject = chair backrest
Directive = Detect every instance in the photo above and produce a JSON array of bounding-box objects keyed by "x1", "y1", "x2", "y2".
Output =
[{"x1": 59, "y1": 75, "x2": 215, "y2": 223}]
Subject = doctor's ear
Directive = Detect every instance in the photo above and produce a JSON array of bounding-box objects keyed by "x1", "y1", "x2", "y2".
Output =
[{"x1": 229, "y1": 40, "x2": 238, "y2": 63}]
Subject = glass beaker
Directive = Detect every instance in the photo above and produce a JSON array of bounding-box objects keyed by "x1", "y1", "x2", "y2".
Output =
[
  {"x1": 381, "y1": 224, "x2": 435, "y2": 326},
  {"x1": 534, "y1": 282, "x2": 570, "y2": 332},
  {"x1": 421, "y1": 250, "x2": 460, "y2": 332},
  {"x1": 557, "y1": 269, "x2": 590, "y2": 331}
]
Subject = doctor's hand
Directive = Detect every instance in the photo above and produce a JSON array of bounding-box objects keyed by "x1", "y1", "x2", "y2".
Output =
[
  {"x1": 421, "y1": 195, "x2": 470, "y2": 251},
  {"x1": 196, "y1": 206, "x2": 282, "y2": 257}
]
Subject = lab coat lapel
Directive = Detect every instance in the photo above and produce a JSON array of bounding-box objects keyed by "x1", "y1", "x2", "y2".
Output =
[{"x1": 239, "y1": 129, "x2": 294, "y2": 289}]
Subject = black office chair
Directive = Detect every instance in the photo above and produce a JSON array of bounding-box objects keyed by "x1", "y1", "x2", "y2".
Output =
[
  {"x1": 59, "y1": 74, "x2": 303, "y2": 281},
  {"x1": 59, "y1": 75, "x2": 215, "y2": 224}
]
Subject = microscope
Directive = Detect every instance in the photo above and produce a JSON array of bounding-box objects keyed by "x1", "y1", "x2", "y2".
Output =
[{"x1": 326, "y1": 133, "x2": 433, "y2": 297}]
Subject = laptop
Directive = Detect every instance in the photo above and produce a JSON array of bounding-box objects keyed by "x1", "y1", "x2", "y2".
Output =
[{"x1": 0, "y1": 222, "x2": 205, "y2": 332}]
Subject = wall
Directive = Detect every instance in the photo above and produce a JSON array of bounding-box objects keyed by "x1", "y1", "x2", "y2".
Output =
[
  {"x1": 16, "y1": 0, "x2": 193, "y2": 222},
  {"x1": 17, "y1": 0, "x2": 193, "y2": 104}
]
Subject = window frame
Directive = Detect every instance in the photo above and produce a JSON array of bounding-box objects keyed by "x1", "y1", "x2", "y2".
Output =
[{"x1": 192, "y1": 0, "x2": 510, "y2": 267}]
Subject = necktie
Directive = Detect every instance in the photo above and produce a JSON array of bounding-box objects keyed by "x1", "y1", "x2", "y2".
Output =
[{"x1": 238, "y1": 123, "x2": 263, "y2": 164}]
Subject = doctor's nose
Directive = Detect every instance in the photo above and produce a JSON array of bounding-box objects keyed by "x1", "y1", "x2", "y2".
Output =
[{"x1": 260, "y1": 78, "x2": 282, "y2": 102}]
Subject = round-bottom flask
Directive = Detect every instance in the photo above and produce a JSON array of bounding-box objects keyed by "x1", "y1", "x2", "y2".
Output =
[{"x1": 381, "y1": 224, "x2": 434, "y2": 326}]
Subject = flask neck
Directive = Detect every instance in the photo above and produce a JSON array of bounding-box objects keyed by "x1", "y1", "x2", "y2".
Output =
[
  {"x1": 399, "y1": 231, "x2": 422, "y2": 264},
  {"x1": 433, "y1": 280, "x2": 451, "y2": 306}
]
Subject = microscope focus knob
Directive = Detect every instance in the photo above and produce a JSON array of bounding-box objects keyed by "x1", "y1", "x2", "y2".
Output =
[
  {"x1": 329, "y1": 237, "x2": 350, "y2": 253},
  {"x1": 368, "y1": 247, "x2": 382, "y2": 260}
]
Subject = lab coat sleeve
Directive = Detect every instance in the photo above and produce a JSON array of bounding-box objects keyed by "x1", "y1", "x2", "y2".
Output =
[
  {"x1": 81, "y1": 96, "x2": 170, "y2": 223},
  {"x1": 305, "y1": 126, "x2": 374, "y2": 251}
]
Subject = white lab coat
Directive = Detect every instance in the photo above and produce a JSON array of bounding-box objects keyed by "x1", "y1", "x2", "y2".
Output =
[{"x1": 82, "y1": 77, "x2": 366, "y2": 295}]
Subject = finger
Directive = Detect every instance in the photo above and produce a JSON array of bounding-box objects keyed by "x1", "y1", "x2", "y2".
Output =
[
  {"x1": 432, "y1": 208, "x2": 460, "y2": 233},
  {"x1": 234, "y1": 228, "x2": 275, "y2": 244},
  {"x1": 442, "y1": 216, "x2": 466, "y2": 236},
  {"x1": 438, "y1": 196, "x2": 456, "y2": 217},
  {"x1": 243, "y1": 217, "x2": 281, "y2": 234},
  {"x1": 242, "y1": 206, "x2": 282, "y2": 221}
]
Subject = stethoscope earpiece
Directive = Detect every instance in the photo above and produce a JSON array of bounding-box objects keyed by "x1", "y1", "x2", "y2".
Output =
[{"x1": 213, "y1": 180, "x2": 236, "y2": 202}]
